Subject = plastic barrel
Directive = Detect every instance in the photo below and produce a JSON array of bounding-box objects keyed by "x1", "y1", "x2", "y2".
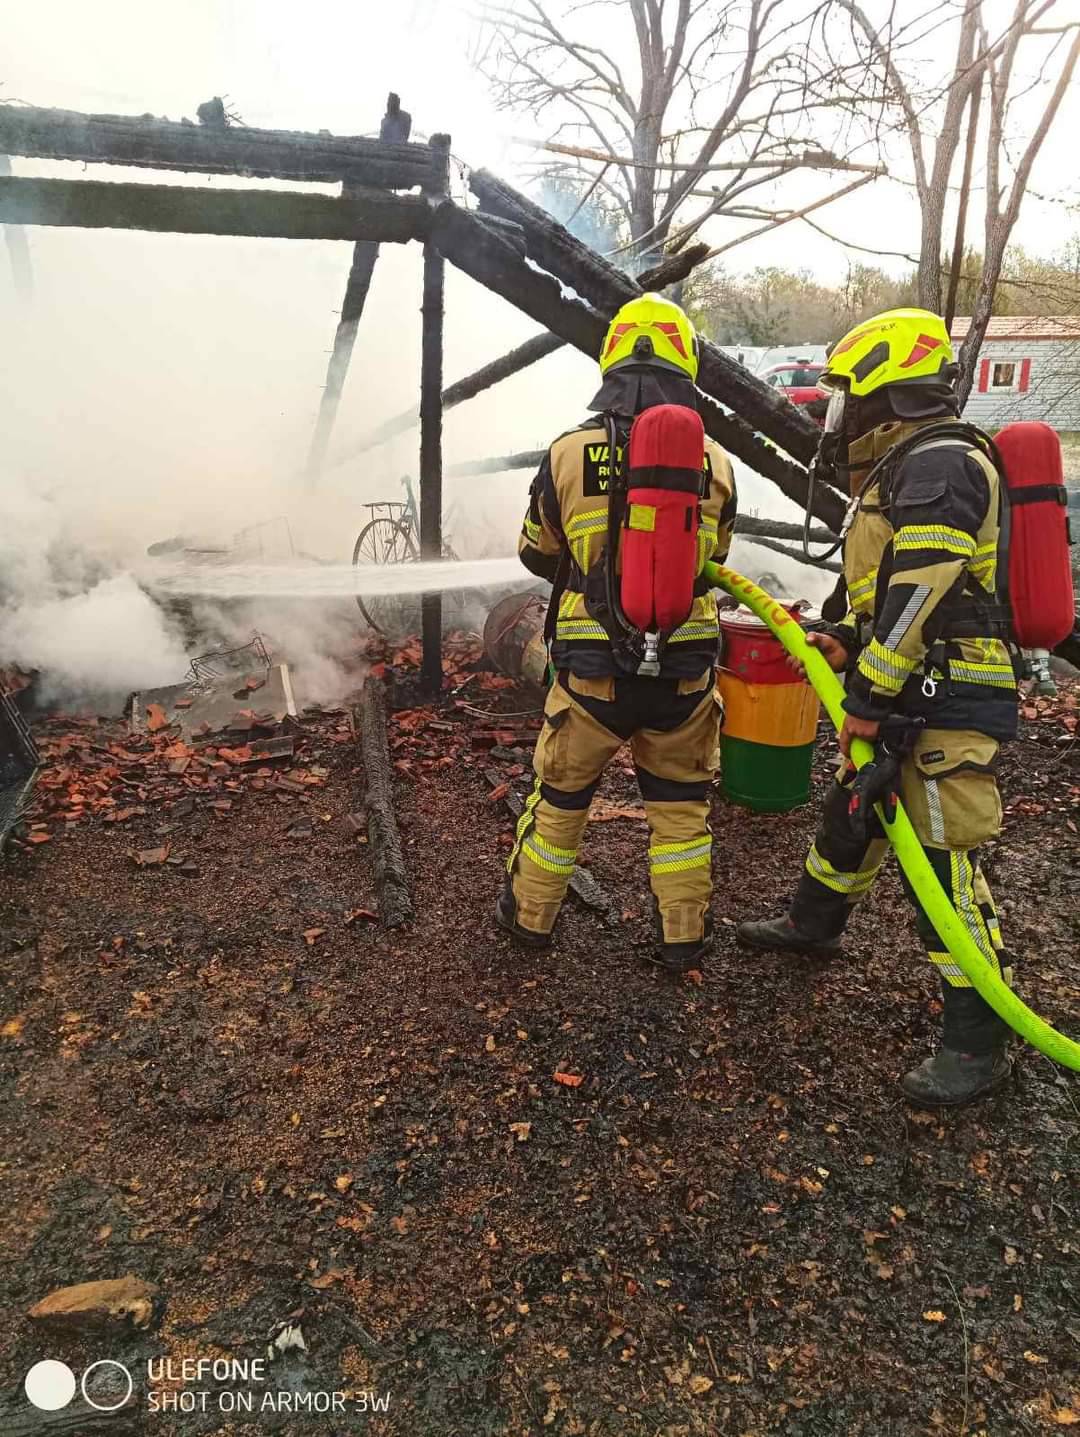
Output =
[{"x1": 717, "y1": 608, "x2": 820, "y2": 812}]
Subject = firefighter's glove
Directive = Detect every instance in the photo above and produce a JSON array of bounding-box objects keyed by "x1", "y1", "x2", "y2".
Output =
[
  {"x1": 846, "y1": 747, "x2": 902, "y2": 840},
  {"x1": 846, "y1": 717, "x2": 924, "y2": 841}
]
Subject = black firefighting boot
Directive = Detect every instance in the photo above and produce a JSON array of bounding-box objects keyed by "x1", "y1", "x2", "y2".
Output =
[
  {"x1": 735, "y1": 913, "x2": 841, "y2": 955},
  {"x1": 901, "y1": 985, "x2": 1011, "y2": 1108},
  {"x1": 495, "y1": 879, "x2": 552, "y2": 950},
  {"x1": 645, "y1": 916, "x2": 715, "y2": 974}
]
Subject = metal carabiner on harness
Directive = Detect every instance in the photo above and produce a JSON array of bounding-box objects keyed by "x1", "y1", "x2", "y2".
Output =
[{"x1": 921, "y1": 671, "x2": 938, "y2": 699}]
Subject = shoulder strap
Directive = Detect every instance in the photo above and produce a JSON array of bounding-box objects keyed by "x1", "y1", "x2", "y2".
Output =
[
  {"x1": 602, "y1": 413, "x2": 634, "y2": 643},
  {"x1": 543, "y1": 547, "x2": 572, "y2": 647}
]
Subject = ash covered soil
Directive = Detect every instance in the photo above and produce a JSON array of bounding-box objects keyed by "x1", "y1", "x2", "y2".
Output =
[{"x1": 0, "y1": 647, "x2": 1078, "y2": 1436}]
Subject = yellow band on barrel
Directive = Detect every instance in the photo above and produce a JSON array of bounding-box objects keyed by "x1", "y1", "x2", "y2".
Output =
[{"x1": 717, "y1": 674, "x2": 820, "y2": 747}]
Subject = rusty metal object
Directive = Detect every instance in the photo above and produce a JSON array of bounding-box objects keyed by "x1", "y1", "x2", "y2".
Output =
[{"x1": 483, "y1": 594, "x2": 549, "y2": 686}]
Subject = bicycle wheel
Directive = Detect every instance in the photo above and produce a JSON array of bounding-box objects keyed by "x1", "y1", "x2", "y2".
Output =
[{"x1": 353, "y1": 518, "x2": 421, "y2": 634}]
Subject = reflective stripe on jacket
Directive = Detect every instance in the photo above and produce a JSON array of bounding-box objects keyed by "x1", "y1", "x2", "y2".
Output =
[{"x1": 839, "y1": 420, "x2": 1018, "y2": 742}]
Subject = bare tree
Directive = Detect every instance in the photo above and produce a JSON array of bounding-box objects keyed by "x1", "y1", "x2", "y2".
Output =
[
  {"x1": 823, "y1": 0, "x2": 982, "y2": 311},
  {"x1": 475, "y1": 0, "x2": 881, "y2": 263},
  {"x1": 820, "y1": 0, "x2": 1077, "y2": 347},
  {"x1": 957, "y1": 6, "x2": 1080, "y2": 404}
]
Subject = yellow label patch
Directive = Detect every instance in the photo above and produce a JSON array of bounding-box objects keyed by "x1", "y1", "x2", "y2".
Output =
[{"x1": 628, "y1": 504, "x2": 656, "y2": 532}]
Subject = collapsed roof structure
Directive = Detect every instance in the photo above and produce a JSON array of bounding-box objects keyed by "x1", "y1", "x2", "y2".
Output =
[{"x1": 0, "y1": 95, "x2": 845, "y2": 685}]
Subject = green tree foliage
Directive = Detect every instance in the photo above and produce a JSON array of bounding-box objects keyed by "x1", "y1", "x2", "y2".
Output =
[
  {"x1": 684, "y1": 239, "x2": 1079, "y2": 348},
  {"x1": 947, "y1": 244, "x2": 1080, "y2": 318},
  {"x1": 687, "y1": 263, "x2": 911, "y2": 345}
]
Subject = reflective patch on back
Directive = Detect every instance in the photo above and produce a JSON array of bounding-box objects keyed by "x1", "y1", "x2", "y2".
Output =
[{"x1": 582, "y1": 442, "x2": 620, "y2": 496}]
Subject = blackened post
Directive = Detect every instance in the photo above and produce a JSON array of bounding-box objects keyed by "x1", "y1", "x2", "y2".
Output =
[
  {"x1": 419, "y1": 133, "x2": 451, "y2": 692},
  {"x1": 306, "y1": 216, "x2": 379, "y2": 487}
]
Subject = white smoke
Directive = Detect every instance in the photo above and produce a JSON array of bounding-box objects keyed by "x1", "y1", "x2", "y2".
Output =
[
  {"x1": 0, "y1": 574, "x2": 190, "y2": 701},
  {"x1": 0, "y1": 173, "x2": 824, "y2": 709}
]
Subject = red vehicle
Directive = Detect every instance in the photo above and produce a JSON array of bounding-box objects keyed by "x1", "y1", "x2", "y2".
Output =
[{"x1": 760, "y1": 361, "x2": 826, "y2": 410}]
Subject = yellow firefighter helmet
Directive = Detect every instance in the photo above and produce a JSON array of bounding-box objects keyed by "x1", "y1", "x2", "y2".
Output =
[
  {"x1": 823, "y1": 308, "x2": 954, "y2": 397},
  {"x1": 599, "y1": 293, "x2": 699, "y2": 382}
]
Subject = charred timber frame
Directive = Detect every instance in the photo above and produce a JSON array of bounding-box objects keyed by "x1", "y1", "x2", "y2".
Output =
[
  {"x1": 338, "y1": 244, "x2": 711, "y2": 465},
  {"x1": 0, "y1": 174, "x2": 429, "y2": 243},
  {"x1": 419, "y1": 136, "x2": 451, "y2": 691},
  {"x1": 342, "y1": 331, "x2": 566, "y2": 462},
  {"x1": 0, "y1": 102, "x2": 844, "y2": 537},
  {"x1": 427, "y1": 199, "x2": 845, "y2": 531},
  {"x1": 467, "y1": 171, "x2": 824, "y2": 465},
  {"x1": 306, "y1": 201, "x2": 381, "y2": 486},
  {"x1": 0, "y1": 104, "x2": 442, "y2": 190}
]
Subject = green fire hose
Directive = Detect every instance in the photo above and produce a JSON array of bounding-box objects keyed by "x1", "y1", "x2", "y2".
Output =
[{"x1": 704, "y1": 561, "x2": 1080, "y2": 1072}]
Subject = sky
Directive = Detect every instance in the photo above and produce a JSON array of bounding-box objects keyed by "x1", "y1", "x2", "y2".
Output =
[
  {"x1": 0, "y1": 0, "x2": 1076, "y2": 598},
  {"x1": 4, "y1": 0, "x2": 1077, "y2": 276}
]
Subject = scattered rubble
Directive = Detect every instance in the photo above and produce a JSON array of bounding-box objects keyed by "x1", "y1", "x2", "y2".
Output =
[{"x1": 0, "y1": 644, "x2": 1076, "y2": 1435}]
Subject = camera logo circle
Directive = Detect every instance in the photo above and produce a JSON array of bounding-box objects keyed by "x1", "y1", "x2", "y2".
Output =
[
  {"x1": 82, "y1": 1360, "x2": 134, "y2": 1412},
  {"x1": 24, "y1": 1360, "x2": 77, "y2": 1411}
]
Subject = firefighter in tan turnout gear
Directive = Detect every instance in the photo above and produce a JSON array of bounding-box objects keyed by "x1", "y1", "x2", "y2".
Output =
[
  {"x1": 497, "y1": 294, "x2": 736, "y2": 971},
  {"x1": 738, "y1": 308, "x2": 1019, "y2": 1107}
]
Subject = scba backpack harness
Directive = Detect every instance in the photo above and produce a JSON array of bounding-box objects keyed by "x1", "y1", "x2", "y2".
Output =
[{"x1": 823, "y1": 418, "x2": 1074, "y2": 662}]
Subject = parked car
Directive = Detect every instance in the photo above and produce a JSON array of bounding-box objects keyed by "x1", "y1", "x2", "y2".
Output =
[{"x1": 760, "y1": 361, "x2": 826, "y2": 408}]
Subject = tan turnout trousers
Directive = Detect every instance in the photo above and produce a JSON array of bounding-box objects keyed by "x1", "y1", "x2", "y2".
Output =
[{"x1": 508, "y1": 669, "x2": 723, "y2": 943}]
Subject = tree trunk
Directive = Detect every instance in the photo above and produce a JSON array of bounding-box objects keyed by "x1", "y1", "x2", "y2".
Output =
[
  {"x1": 958, "y1": 27, "x2": 1080, "y2": 408},
  {"x1": 944, "y1": 81, "x2": 982, "y2": 331}
]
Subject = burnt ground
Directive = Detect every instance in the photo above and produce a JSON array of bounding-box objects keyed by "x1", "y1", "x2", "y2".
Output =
[{"x1": 0, "y1": 651, "x2": 1078, "y2": 1437}]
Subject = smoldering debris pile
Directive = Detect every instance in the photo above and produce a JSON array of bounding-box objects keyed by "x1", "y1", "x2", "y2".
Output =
[
  {"x1": 3, "y1": 628, "x2": 533, "y2": 860},
  {"x1": 14, "y1": 681, "x2": 322, "y2": 861}
]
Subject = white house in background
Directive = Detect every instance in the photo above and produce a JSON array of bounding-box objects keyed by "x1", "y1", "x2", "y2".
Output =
[{"x1": 951, "y1": 315, "x2": 1080, "y2": 430}]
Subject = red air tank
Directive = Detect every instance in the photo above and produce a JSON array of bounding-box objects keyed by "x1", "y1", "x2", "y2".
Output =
[
  {"x1": 994, "y1": 421, "x2": 1075, "y2": 650},
  {"x1": 620, "y1": 404, "x2": 705, "y2": 633}
]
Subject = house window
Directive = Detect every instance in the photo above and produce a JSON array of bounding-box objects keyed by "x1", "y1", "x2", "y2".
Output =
[{"x1": 977, "y1": 355, "x2": 1031, "y2": 395}]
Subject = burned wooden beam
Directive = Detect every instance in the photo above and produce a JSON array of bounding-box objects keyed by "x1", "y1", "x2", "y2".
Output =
[
  {"x1": 468, "y1": 170, "x2": 823, "y2": 469},
  {"x1": 357, "y1": 676, "x2": 414, "y2": 928},
  {"x1": 739, "y1": 534, "x2": 842, "y2": 574},
  {"x1": 429, "y1": 200, "x2": 844, "y2": 529},
  {"x1": 738, "y1": 516, "x2": 837, "y2": 544},
  {"x1": 341, "y1": 332, "x2": 566, "y2": 462},
  {"x1": 0, "y1": 104, "x2": 441, "y2": 190},
  {"x1": 420, "y1": 137, "x2": 451, "y2": 691},
  {"x1": 636, "y1": 242, "x2": 711, "y2": 291},
  {"x1": 306, "y1": 218, "x2": 380, "y2": 483},
  {"x1": 307, "y1": 94, "x2": 426, "y2": 485},
  {"x1": 447, "y1": 448, "x2": 546, "y2": 478},
  {"x1": 0, "y1": 175, "x2": 431, "y2": 243},
  {"x1": 338, "y1": 242, "x2": 712, "y2": 468}
]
